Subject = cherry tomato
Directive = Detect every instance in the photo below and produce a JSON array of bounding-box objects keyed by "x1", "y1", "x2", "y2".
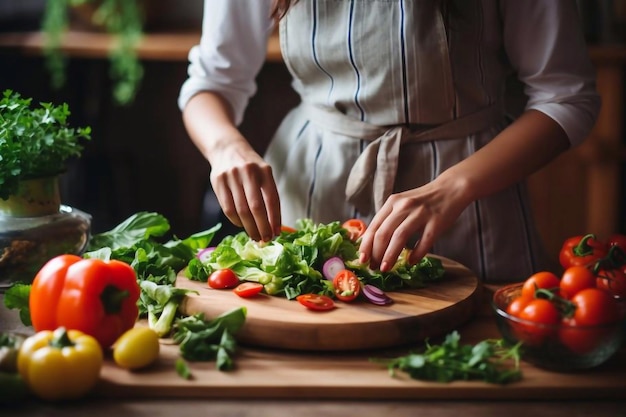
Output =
[
  {"x1": 506, "y1": 296, "x2": 529, "y2": 318},
  {"x1": 233, "y1": 282, "x2": 264, "y2": 298},
  {"x1": 559, "y1": 234, "x2": 608, "y2": 269},
  {"x1": 521, "y1": 271, "x2": 560, "y2": 299},
  {"x1": 332, "y1": 269, "x2": 361, "y2": 302},
  {"x1": 342, "y1": 219, "x2": 367, "y2": 241},
  {"x1": 558, "y1": 317, "x2": 609, "y2": 355},
  {"x1": 208, "y1": 269, "x2": 239, "y2": 289},
  {"x1": 571, "y1": 288, "x2": 620, "y2": 326},
  {"x1": 517, "y1": 298, "x2": 561, "y2": 346},
  {"x1": 296, "y1": 294, "x2": 335, "y2": 311},
  {"x1": 559, "y1": 265, "x2": 596, "y2": 299},
  {"x1": 596, "y1": 267, "x2": 626, "y2": 299},
  {"x1": 280, "y1": 225, "x2": 297, "y2": 234}
]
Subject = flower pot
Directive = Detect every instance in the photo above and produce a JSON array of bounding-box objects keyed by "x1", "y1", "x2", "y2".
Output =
[{"x1": 0, "y1": 176, "x2": 91, "y2": 290}]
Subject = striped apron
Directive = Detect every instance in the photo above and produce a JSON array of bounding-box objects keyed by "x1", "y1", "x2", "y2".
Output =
[{"x1": 264, "y1": 0, "x2": 553, "y2": 282}]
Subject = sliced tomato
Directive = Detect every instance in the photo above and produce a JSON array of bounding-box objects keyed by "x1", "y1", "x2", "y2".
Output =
[
  {"x1": 296, "y1": 294, "x2": 335, "y2": 311},
  {"x1": 342, "y1": 219, "x2": 367, "y2": 241},
  {"x1": 208, "y1": 269, "x2": 239, "y2": 289},
  {"x1": 233, "y1": 282, "x2": 264, "y2": 298},
  {"x1": 280, "y1": 225, "x2": 297, "y2": 234},
  {"x1": 332, "y1": 269, "x2": 361, "y2": 302}
]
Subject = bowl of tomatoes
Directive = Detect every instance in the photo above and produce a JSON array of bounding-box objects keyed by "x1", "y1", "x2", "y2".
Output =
[{"x1": 492, "y1": 268, "x2": 625, "y2": 372}]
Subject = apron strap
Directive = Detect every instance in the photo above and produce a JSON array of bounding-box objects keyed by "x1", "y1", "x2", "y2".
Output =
[{"x1": 301, "y1": 102, "x2": 505, "y2": 215}]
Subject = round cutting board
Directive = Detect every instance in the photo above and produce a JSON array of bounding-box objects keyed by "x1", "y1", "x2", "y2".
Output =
[{"x1": 177, "y1": 255, "x2": 481, "y2": 351}]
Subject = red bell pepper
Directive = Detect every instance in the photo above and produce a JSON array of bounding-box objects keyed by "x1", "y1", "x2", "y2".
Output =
[
  {"x1": 29, "y1": 254, "x2": 140, "y2": 349},
  {"x1": 558, "y1": 234, "x2": 608, "y2": 270}
]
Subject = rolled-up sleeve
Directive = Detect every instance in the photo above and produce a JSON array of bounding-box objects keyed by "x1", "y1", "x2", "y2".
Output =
[
  {"x1": 501, "y1": 0, "x2": 601, "y2": 147},
  {"x1": 178, "y1": 0, "x2": 275, "y2": 126}
]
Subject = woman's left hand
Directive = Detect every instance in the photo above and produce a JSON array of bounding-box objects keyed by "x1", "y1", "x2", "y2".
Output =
[{"x1": 358, "y1": 173, "x2": 470, "y2": 271}]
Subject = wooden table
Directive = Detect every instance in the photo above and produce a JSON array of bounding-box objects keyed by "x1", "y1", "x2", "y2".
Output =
[{"x1": 2, "y1": 286, "x2": 625, "y2": 417}]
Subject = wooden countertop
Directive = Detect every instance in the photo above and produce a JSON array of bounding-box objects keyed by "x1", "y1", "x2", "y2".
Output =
[{"x1": 2, "y1": 286, "x2": 626, "y2": 416}]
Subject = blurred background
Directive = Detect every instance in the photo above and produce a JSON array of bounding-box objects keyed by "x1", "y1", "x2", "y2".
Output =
[{"x1": 0, "y1": 0, "x2": 624, "y2": 262}]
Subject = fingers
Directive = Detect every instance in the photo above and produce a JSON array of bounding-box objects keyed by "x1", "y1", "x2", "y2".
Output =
[
  {"x1": 359, "y1": 194, "x2": 437, "y2": 272},
  {"x1": 211, "y1": 163, "x2": 281, "y2": 242}
]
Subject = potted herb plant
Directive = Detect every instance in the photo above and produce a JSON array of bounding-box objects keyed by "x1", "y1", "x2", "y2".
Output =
[{"x1": 0, "y1": 89, "x2": 92, "y2": 288}]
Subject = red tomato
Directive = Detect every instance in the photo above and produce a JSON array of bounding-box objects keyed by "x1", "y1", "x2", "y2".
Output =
[
  {"x1": 517, "y1": 299, "x2": 561, "y2": 346},
  {"x1": 596, "y1": 267, "x2": 626, "y2": 299},
  {"x1": 506, "y1": 296, "x2": 529, "y2": 318},
  {"x1": 571, "y1": 288, "x2": 620, "y2": 326},
  {"x1": 521, "y1": 271, "x2": 560, "y2": 299},
  {"x1": 332, "y1": 269, "x2": 361, "y2": 302},
  {"x1": 558, "y1": 317, "x2": 610, "y2": 355},
  {"x1": 208, "y1": 269, "x2": 240, "y2": 289},
  {"x1": 296, "y1": 294, "x2": 335, "y2": 311},
  {"x1": 342, "y1": 219, "x2": 367, "y2": 241},
  {"x1": 559, "y1": 266, "x2": 596, "y2": 299},
  {"x1": 233, "y1": 282, "x2": 264, "y2": 298},
  {"x1": 280, "y1": 225, "x2": 297, "y2": 233}
]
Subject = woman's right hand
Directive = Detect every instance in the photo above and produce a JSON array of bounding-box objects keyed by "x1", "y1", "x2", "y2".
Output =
[
  {"x1": 208, "y1": 138, "x2": 282, "y2": 242},
  {"x1": 182, "y1": 92, "x2": 282, "y2": 242}
]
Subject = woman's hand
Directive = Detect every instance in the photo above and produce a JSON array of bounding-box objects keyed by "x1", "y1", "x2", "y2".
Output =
[
  {"x1": 358, "y1": 172, "x2": 471, "y2": 272},
  {"x1": 182, "y1": 92, "x2": 282, "y2": 242},
  {"x1": 209, "y1": 140, "x2": 282, "y2": 242}
]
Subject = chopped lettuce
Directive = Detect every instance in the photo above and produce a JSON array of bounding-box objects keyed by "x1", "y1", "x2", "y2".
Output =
[{"x1": 186, "y1": 219, "x2": 445, "y2": 298}]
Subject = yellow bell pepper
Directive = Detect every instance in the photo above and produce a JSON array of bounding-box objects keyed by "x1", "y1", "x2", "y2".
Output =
[{"x1": 17, "y1": 327, "x2": 103, "y2": 401}]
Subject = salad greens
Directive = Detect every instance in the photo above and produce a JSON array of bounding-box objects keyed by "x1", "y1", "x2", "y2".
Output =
[
  {"x1": 371, "y1": 331, "x2": 522, "y2": 385},
  {"x1": 173, "y1": 308, "x2": 247, "y2": 371},
  {"x1": 186, "y1": 218, "x2": 445, "y2": 299}
]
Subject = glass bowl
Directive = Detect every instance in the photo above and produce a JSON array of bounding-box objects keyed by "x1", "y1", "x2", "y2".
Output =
[
  {"x1": 0, "y1": 205, "x2": 91, "y2": 290},
  {"x1": 492, "y1": 283, "x2": 624, "y2": 372}
]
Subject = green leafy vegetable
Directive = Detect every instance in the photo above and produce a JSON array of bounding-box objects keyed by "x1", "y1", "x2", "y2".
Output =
[
  {"x1": 371, "y1": 331, "x2": 522, "y2": 385},
  {"x1": 2, "y1": 283, "x2": 31, "y2": 327},
  {"x1": 187, "y1": 218, "x2": 445, "y2": 299},
  {"x1": 173, "y1": 308, "x2": 247, "y2": 371},
  {"x1": 0, "y1": 89, "x2": 91, "y2": 200},
  {"x1": 140, "y1": 281, "x2": 197, "y2": 338},
  {"x1": 175, "y1": 358, "x2": 192, "y2": 380}
]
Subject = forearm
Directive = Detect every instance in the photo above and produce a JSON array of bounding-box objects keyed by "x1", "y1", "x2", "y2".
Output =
[
  {"x1": 439, "y1": 110, "x2": 570, "y2": 204},
  {"x1": 182, "y1": 91, "x2": 256, "y2": 166}
]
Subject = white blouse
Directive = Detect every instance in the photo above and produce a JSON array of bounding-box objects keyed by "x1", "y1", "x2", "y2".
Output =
[{"x1": 178, "y1": 0, "x2": 600, "y2": 147}]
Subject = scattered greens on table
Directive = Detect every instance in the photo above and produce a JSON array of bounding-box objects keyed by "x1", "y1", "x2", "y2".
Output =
[
  {"x1": 371, "y1": 331, "x2": 522, "y2": 385},
  {"x1": 185, "y1": 218, "x2": 446, "y2": 300}
]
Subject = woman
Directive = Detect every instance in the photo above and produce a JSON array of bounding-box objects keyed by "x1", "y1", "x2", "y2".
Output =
[{"x1": 178, "y1": 0, "x2": 600, "y2": 282}]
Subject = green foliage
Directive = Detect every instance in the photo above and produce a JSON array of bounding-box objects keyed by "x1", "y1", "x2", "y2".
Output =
[
  {"x1": 0, "y1": 89, "x2": 91, "y2": 200},
  {"x1": 372, "y1": 331, "x2": 523, "y2": 385},
  {"x1": 42, "y1": 0, "x2": 144, "y2": 105}
]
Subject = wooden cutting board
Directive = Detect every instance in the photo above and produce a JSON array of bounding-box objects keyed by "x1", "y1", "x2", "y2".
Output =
[{"x1": 177, "y1": 255, "x2": 481, "y2": 351}]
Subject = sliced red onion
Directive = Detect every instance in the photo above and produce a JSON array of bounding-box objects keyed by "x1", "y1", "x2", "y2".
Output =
[
  {"x1": 197, "y1": 247, "x2": 216, "y2": 262},
  {"x1": 362, "y1": 284, "x2": 393, "y2": 305},
  {"x1": 322, "y1": 256, "x2": 345, "y2": 281}
]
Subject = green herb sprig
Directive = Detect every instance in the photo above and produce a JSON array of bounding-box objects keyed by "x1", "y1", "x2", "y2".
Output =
[
  {"x1": 371, "y1": 331, "x2": 522, "y2": 385},
  {"x1": 0, "y1": 89, "x2": 91, "y2": 200}
]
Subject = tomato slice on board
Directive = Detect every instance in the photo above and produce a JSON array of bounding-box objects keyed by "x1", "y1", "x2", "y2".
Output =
[
  {"x1": 342, "y1": 219, "x2": 367, "y2": 241},
  {"x1": 208, "y1": 269, "x2": 240, "y2": 289},
  {"x1": 332, "y1": 269, "x2": 361, "y2": 302},
  {"x1": 233, "y1": 282, "x2": 264, "y2": 298},
  {"x1": 280, "y1": 225, "x2": 297, "y2": 234},
  {"x1": 296, "y1": 294, "x2": 335, "y2": 311}
]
